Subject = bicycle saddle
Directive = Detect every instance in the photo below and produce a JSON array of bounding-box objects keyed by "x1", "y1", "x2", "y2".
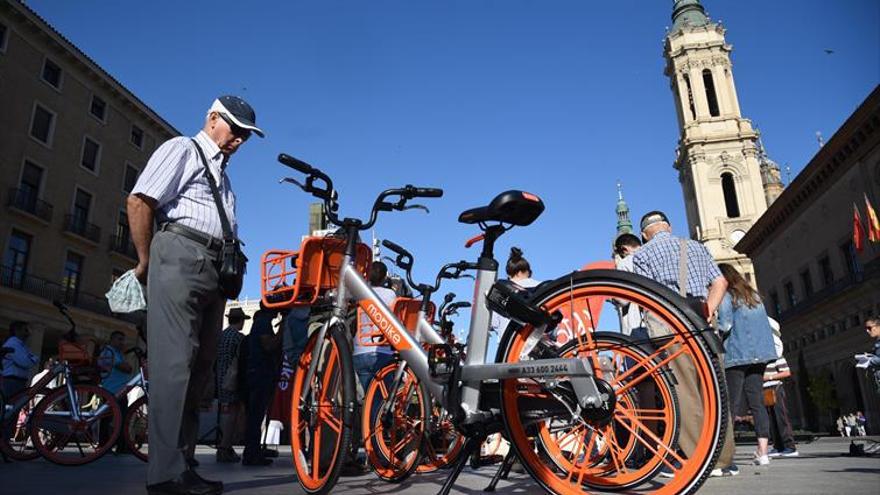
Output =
[{"x1": 458, "y1": 190, "x2": 545, "y2": 226}]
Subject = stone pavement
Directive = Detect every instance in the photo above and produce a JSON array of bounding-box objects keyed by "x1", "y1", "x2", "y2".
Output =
[{"x1": 1, "y1": 437, "x2": 878, "y2": 494}]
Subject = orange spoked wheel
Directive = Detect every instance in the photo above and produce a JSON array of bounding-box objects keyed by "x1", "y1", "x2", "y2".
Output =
[
  {"x1": 124, "y1": 395, "x2": 149, "y2": 462},
  {"x1": 417, "y1": 400, "x2": 465, "y2": 473},
  {"x1": 362, "y1": 362, "x2": 428, "y2": 482},
  {"x1": 29, "y1": 384, "x2": 121, "y2": 465},
  {"x1": 291, "y1": 324, "x2": 355, "y2": 495},
  {"x1": 499, "y1": 270, "x2": 727, "y2": 495}
]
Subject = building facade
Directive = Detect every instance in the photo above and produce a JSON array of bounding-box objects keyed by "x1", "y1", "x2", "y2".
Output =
[
  {"x1": 663, "y1": 0, "x2": 783, "y2": 283},
  {"x1": 0, "y1": 1, "x2": 178, "y2": 361},
  {"x1": 736, "y1": 86, "x2": 880, "y2": 434}
]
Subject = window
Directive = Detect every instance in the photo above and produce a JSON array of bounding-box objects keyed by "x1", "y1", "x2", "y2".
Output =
[
  {"x1": 702, "y1": 69, "x2": 720, "y2": 117},
  {"x1": 41, "y1": 58, "x2": 62, "y2": 89},
  {"x1": 123, "y1": 164, "x2": 139, "y2": 193},
  {"x1": 116, "y1": 210, "x2": 130, "y2": 240},
  {"x1": 681, "y1": 74, "x2": 696, "y2": 120},
  {"x1": 721, "y1": 173, "x2": 740, "y2": 218},
  {"x1": 0, "y1": 21, "x2": 8, "y2": 53},
  {"x1": 80, "y1": 138, "x2": 101, "y2": 172},
  {"x1": 784, "y1": 281, "x2": 797, "y2": 308},
  {"x1": 839, "y1": 240, "x2": 860, "y2": 275},
  {"x1": 130, "y1": 125, "x2": 144, "y2": 148},
  {"x1": 18, "y1": 161, "x2": 44, "y2": 210},
  {"x1": 818, "y1": 255, "x2": 833, "y2": 287},
  {"x1": 800, "y1": 269, "x2": 813, "y2": 298},
  {"x1": 90, "y1": 95, "x2": 107, "y2": 122},
  {"x1": 62, "y1": 251, "x2": 84, "y2": 296},
  {"x1": 769, "y1": 290, "x2": 781, "y2": 316},
  {"x1": 29, "y1": 103, "x2": 56, "y2": 145},
  {"x1": 73, "y1": 188, "x2": 92, "y2": 229},
  {"x1": 3, "y1": 230, "x2": 32, "y2": 288}
]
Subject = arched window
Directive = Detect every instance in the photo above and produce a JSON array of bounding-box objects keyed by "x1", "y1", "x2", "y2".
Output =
[
  {"x1": 682, "y1": 74, "x2": 696, "y2": 120},
  {"x1": 702, "y1": 69, "x2": 720, "y2": 117},
  {"x1": 721, "y1": 172, "x2": 740, "y2": 217}
]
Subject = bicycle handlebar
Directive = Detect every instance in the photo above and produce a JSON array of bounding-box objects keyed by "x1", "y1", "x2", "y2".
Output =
[{"x1": 278, "y1": 153, "x2": 315, "y2": 174}]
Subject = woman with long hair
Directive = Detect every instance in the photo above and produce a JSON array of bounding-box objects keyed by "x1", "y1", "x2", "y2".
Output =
[{"x1": 717, "y1": 263, "x2": 778, "y2": 466}]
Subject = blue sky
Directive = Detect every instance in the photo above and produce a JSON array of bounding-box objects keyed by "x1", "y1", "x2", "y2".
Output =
[{"x1": 29, "y1": 0, "x2": 879, "y2": 304}]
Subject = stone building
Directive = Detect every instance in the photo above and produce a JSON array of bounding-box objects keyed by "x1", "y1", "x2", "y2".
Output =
[
  {"x1": 736, "y1": 86, "x2": 880, "y2": 434},
  {"x1": 663, "y1": 0, "x2": 784, "y2": 283},
  {"x1": 0, "y1": 1, "x2": 178, "y2": 361}
]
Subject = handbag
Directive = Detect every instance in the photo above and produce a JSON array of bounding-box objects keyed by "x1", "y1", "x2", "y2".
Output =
[
  {"x1": 191, "y1": 139, "x2": 247, "y2": 299},
  {"x1": 763, "y1": 387, "x2": 777, "y2": 407}
]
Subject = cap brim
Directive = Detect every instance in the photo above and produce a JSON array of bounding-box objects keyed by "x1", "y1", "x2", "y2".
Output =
[{"x1": 209, "y1": 99, "x2": 265, "y2": 138}]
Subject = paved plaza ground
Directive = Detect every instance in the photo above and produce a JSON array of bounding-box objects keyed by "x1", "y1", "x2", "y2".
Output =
[{"x1": 1, "y1": 437, "x2": 878, "y2": 494}]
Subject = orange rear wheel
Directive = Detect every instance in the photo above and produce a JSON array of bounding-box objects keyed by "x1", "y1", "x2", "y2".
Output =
[{"x1": 499, "y1": 270, "x2": 726, "y2": 495}]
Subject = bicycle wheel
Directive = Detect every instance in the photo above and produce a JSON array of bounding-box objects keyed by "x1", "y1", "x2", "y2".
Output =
[
  {"x1": 362, "y1": 362, "x2": 428, "y2": 482},
  {"x1": 29, "y1": 384, "x2": 121, "y2": 465},
  {"x1": 0, "y1": 389, "x2": 46, "y2": 461},
  {"x1": 417, "y1": 400, "x2": 464, "y2": 473},
  {"x1": 498, "y1": 270, "x2": 727, "y2": 495},
  {"x1": 535, "y1": 332, "x2": 680, "y2": 489},
  {"x1": 290, "y1": 323, "x2": 356, "y2": 495},
  {"x1": 124, "y1": 396, "x2": 148, "y2": 462}
]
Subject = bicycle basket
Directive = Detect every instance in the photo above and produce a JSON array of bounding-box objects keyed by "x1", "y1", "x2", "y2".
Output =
[
  {"x1": 58, "y1": 336, "x2": 97, "y2": 368},
  {"x1": 261, "y1": 236, "x2": 372, "y2": 309},
  {"x1": 356, "y1": 297, "x2": 435, "y2": 347}
]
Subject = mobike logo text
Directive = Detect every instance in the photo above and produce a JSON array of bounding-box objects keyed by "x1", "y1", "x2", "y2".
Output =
[{"x1": 359, "y1": 300, "x2": 412, "y2": 351}]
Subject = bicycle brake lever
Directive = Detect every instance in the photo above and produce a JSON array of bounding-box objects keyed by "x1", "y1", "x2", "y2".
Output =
[
  {"x1": 402, "y1": 204, "x2": 430, "y2": 213},
  {"x1": 279, "y1": 177, "x2": 307, "y2": 191}
]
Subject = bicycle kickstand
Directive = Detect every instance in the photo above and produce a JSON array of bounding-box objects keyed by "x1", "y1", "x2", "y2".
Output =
[
  {"x1": 437, "y1": 433, "x2": 485, "y2": 495},
  {"x1": 484, "y1": 450, "x2": 516, "y2": 492}
]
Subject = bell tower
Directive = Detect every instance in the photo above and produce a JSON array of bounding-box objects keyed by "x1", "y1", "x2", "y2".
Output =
[{"x1": 663, "y1": 0, "x2": 781, "y2": 282}]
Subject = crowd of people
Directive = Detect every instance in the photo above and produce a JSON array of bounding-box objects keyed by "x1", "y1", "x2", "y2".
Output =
[{"x1": 836, "y1": 412, "x2": 868, "y2": 437}]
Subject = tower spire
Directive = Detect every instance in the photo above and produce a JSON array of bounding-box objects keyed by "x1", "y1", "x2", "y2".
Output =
[
  {"x1": 615, "y1": 181, "x2": 633, "y2": 236},
  {"x1": 671, "y1": 0, "x2": 709, "y2": 31}
]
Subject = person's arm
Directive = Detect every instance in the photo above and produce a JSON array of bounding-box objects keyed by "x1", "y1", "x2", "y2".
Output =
[
  {"x1": 706, "y1": 275, "x2": 728, "y2": 324},
  {"x1": 128, "y1": 194, "x2": 156, "y2": 284}
]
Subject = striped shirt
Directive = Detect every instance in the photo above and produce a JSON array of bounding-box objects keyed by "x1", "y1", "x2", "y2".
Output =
[
  {"x1": 763, "y1": 356, "x2": 790, "y2": 388},
  {"x1": 632, "y1": 231, "x2": 722, "y2": 298},
  {"x1": 132, "y1": 131, "x2": 237, "y2": 239}
]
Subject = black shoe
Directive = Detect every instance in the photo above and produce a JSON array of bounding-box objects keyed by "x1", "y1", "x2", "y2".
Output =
[
  {"x1": 146, "y1": 471, "x2": 222, "y2": 495},
  {"x1": 241, "y1": 456, "x2": 273, "y2": 466},
  {"x1": 261, "y1": 447, "x2": 279, "y2": 458},
  {"x1": 186, "y1": 457, "x2": 200, "y2": 468},
  {"x1": 188, "y1": 469, "x2": 223, "y2": 491}
]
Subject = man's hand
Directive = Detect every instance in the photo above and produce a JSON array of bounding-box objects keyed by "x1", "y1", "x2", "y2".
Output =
[
  {"x1": 705, "y1": 275, "x2": 728, "y2": 322},
  {"x1": 134, "y1": 262, "x2": 149, "y2": 284}
]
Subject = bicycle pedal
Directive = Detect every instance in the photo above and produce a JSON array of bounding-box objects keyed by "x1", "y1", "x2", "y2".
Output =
[{"x1": 428, "y1": 344, "x2": 457, "y2": 379}]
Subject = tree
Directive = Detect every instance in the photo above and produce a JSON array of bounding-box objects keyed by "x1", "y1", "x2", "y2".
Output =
[{"x1": 807, "y1": 373, "x2": 839, "y2": 433}]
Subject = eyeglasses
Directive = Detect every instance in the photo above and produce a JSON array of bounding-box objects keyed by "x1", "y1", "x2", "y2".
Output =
[{"x1": 218, "y1": 113, "x2": 252, "y2": 141}]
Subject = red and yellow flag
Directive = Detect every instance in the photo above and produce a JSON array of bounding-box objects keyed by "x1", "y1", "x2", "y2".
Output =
[
  {"x1": 865, "y1": 194, "x2": 880, "y2": 243},
  {"x1": 853, "y1": 204, "x2": 865, "y2": 253}
]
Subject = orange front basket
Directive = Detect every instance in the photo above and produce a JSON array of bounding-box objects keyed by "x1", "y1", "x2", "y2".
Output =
[{"x1": 261, "y1": 236, "x2": 372, "y2": 309}]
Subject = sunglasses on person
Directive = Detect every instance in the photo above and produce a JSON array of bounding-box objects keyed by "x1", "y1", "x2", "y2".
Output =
[{"x1": 218, "y1": 112, "x2": 252, "y2": 141}]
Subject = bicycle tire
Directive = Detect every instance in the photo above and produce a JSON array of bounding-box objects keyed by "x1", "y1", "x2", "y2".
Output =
[
  {"x1": 362, "y1": 362, "x2": 428, "y2": 482},
  {"x1": 0, "y1": 388, "x2": 52, "y2": 461},
  {"x1": 498, "y1": 269, "x2": 727, "y2": 495},
  {"x1": 29, "y1": 384, "x2": 121, "y2": 466},
  {"x1": 124, "y1": 395, "x2": 148, "y2": 462},
  {"x1": 290, "y1": 323, "x2": 356, "y2": 495}
]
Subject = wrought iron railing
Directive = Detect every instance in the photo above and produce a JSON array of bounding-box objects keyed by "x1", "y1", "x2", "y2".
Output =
[
  {"x1": 0, "y1": 264, "x2": 114, "y2": 317},
  {"x1": 7, "y1": 187, "x2": 53, "y2": 222},
  {"x1": 63, "y1": 214, "x2": 101, "y2": 243},
  {"x1": 109, "y1": 234, "x2": 138, "y2": 259}
]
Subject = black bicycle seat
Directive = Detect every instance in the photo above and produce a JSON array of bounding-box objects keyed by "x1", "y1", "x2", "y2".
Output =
[{"x1": 458, "y1": 190, "x2": 545, "y2": 226}]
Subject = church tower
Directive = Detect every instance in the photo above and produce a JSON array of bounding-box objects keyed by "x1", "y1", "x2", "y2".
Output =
[
  {"x1": 663, "y1": 0, "x2": 781, "y2": 282},
  {"x1": 615, "y1": 181, "x2": 634, "y2": 237}
]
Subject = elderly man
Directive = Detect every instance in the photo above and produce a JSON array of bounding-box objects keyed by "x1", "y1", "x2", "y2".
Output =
[
  {"x1": 128, "y1": 96, "x2": 264, "y2": 495},
  {"x1": 632, "y1": 211, "x2": 738, "y2": 478},
  {"x1": 1, "y1": 321, "x2": 38, "y2": 399}
]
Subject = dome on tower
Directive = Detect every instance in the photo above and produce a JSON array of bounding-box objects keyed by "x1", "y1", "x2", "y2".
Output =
[{"x1": 671, "y1": 0, "x2": 709, "y2": 31}]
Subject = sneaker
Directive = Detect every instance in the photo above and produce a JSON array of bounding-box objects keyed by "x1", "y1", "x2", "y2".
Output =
[
  {"x1": 779, "y1": 448, "x2": 799, "y2": 457},
  {"x1": 659, "y1": 459, "x2": 682, "y2": 479},
  {"x1": 753, "y1": 453, "x2": 770, "y2": 466},
  {"x1": 767, "y1": 447, "x2": 781, "y2": 458},
  {"x1": 710, "y1": 463, "x2": 740, "y2": 477}
]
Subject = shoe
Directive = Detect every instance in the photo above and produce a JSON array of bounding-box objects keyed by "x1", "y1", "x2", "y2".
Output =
[
  {"x1": 186, "y1": 457, "x2": 200, "y2": 468},
  {"x1": 710, "y1": 463, "x2": 740, "y2": 477},
  {"x1": 241, "y1": 456, "x2": 273, "y2": 466},
  {"x1": 779, "y1": 448, "x2": 799, "y2": 457},
  {"x1": 659, "y1": 459, "x2": 682, "y2": 479},
  {"x1": 339, "y1": 460, "x2": 369, "y2": 476},
  {"x1": 767, "y1": 448, "x2": 781, "y2": 458},
  {"x1": 146, "y1": 470, "x2": 222, "y2": 495},
  {"x1": 187, "y1": 470, "x2": 223, "y2": 491},
  {"x1": 753, "y1": 453, "x2": 770, "y2": 466},
  {"x1": 216, "y1": 448, "x2": 240, "y2": 463},
  {"x1": 261, "y1": 447, "x2": 279, "y2": 458}
]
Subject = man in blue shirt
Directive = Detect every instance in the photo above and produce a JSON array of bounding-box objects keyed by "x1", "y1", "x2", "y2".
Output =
[
  {"x1": 98, "y1": 331, "x2": 133, "y2": 395},
  {"x1": 1, "y1": 321, "x2": 38, "y2": 398}
]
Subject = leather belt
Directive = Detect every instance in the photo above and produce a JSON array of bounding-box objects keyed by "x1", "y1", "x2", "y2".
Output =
[{"x1": 159, "y1": 223, "x2": 223, "y2": 252}]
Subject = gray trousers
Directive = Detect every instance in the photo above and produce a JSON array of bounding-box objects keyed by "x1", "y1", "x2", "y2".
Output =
[{"x1": 146, "y1": 231, "x2": 225, "y2": 485}]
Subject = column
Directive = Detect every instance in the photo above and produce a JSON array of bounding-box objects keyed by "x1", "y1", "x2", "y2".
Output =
[{"x1": 689, "y1": 66, "x2": 710, "y2": 118}]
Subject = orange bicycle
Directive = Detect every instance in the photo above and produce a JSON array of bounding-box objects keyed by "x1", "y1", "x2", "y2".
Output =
[{"x1": 264, "y1": 154, "x2": 728, "y2": 495}]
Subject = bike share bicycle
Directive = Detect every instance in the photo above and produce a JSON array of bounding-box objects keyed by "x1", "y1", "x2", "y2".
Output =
[{"x1": 262, "y1": 154, "x2": 728, "y2": 495}]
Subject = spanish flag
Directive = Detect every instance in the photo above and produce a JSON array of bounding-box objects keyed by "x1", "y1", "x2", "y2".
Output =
[
  {"x1": 853, "y1": 204, "x2": 865, "y2": 253},
  {"x1": 865, "y1": 194, "x2": 880, "y2": 243}
]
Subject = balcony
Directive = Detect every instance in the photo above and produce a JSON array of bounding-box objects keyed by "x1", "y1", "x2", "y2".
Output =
[
  {"x1": 7, "y1": 188, "x2": 53, "y2": 223},
  {"x1": 63, "y1": 214, "x2": 101, "y2": 244},
  {"x1": 109, "y1": 234, "x2": 138, "y2": 260},
  {"x1": 0, "y1": 264, "x2": 115, "y2": 318},
  {"x1": 778, "y1": 258, "x2": 880, "y2": 323}
]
